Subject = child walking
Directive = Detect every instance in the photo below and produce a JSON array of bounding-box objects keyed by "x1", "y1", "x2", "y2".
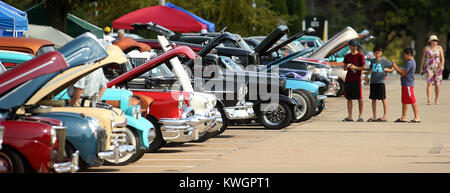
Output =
[
  {"x1": 392, "y1": 48, "x2": 421, "y2": 123},
  {"x1": 365, "y1": 46, "x2": 393, "y2": 122}
]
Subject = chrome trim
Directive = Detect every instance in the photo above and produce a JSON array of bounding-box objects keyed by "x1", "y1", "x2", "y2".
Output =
[
  {"x1": 317, "y1": 95, "x2": 327, "y2": 101},
  {"x1": 52, "y1": 125, "x2": 67, "y2": 163},
  {"x1": 113, "y1": 118, "x2": 128, "y2": 128},
  {"x1": 53, "y1": 151, "x2": 80, "y2": 173},
  {"x1": 0, "y1": 125, "x2": 5, "y2": 150},
  {"x1": 223, "y1": 102, "x2": 255, "y2": 120}
]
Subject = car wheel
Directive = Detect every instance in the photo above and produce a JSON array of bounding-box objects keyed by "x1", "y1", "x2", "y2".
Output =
[
  {"x1": 292, "y1": 90, "x2": 314, "y2": 122},
  {"x1": 260, "y1": 102, "x2": 292, "y2": 129},
  {"x1": 104, "y1": 126, "x2": 143, "y2": 166},
  {"x1": 213, "y1": 107, "x2": 228, "y2": 136},
  {"x1": 0, "y1": 147, "x2": 25, "y2": 173},
  {"x1": 336, "y1": 78, "x2": 345, "y2": 97},
  {"x1": 147, "y1": 117, "x2": 165, "y2": 153}
]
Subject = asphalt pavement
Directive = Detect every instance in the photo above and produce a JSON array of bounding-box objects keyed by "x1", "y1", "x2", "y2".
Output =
[{"x1": 88, "y1": 74, "x2": 450, "y2": 173}]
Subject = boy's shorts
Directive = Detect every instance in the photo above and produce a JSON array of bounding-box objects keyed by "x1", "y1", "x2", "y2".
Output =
[
  {"x1": 344, "y1": 81, "x2": 362, "y2": 100},
  {"x1": 369, "y1": 83, "x2": 386, "y2": 100},
  {"x1": 401, "y1": 86, "x2": 416, "y2": 104}
]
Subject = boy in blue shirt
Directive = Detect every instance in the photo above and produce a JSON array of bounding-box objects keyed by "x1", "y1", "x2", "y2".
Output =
[
  {"x1": 364, "y1": 46, "x2": 393, "y2": 122},
  {"x1": 392, "y1": 48, "x2": 421, "y2": 123}
]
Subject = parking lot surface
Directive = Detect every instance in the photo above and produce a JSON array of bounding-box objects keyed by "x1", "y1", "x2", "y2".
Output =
[{"x1": 87, "y1": 75, "x2": 450, "y2": 173}]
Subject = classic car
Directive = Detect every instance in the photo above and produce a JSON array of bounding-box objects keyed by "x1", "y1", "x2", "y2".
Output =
[
  {"x1": 0, "y1": 52, "x2": 79, "y2": 173},
  {"x1": 112, "y1": 37, "x2": 228, "y2": 139},
  {"x1": 0, "y1": 34, "x2": 154, "y2": 165},
  {"x1": 0, "y1": 33, "x2": 136, "y2": 168},
  {"x1": 0, "y1": 118, "x2": 79, "y2": 173},
  {"x1": 141, "y1": 24, "x2": 327, "y2": 120},
  {"x1": 113, "y1": 37, "x2": 152, "y2": 54},
  {"x1": 158, "y1": 34, "x2": 303, "y2": 129},
  {"x1": 0, "y1": 36, "x2": 55, "y2": 56},
  {"x1": 53, "y1": 46, "x2": 155, "y2": 165},
  {"x1": 107, "y1": 46, "x2": 223, "y2": 151},
  {"x1": 0, "y1": 50, "x2": 34, "y2": 68}
]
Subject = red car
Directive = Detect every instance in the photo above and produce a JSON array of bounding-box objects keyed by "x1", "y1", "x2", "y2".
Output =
[
  {"x1": 108, "y1": 46, "x2": 222, "y2": 151},
  {"x1": 0, "y1": 52, "x2": 79, "y2": 173},
  {"x1": 0, "y1": 117, "x2": 79, "y2": 173}
]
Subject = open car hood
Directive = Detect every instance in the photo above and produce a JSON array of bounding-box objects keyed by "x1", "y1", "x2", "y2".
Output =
[
  {"x1": 308, "y1": 27, "x2": 358, "y2": 59},
  {"x1": 0, "y1": 33, "x2": 108, "y2": 109},
  {"x1": 107, "y1": 46, "x2": 197, "y2": 87},
  {"x1": 113, "y1": 37, "x2": 152, "y2": 53},
  {"x1": 25, "y1": 45, "x2": 127, "y2": 105},
  {"x1": 59, "y1": 32, "x2": 108, "y2": 68},
  {"x1": 253, "y1": 25, "x2": 289, "y2": 56},
  {"x1": 0, "y1": 52, "x2": 68, "y2": 109}
]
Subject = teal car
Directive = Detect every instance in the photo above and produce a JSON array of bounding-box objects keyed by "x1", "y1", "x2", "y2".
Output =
[{"x1": 55, "y1": 88, "x2": 155, "y2": 165}]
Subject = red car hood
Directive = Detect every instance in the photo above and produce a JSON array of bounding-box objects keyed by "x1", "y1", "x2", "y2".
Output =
[
  {"x1": 0, "y1": 52, "x2": 68, "y2": 96},
  {"x1": 107, "y1": 46, "x2": 197, "y2": 87}
]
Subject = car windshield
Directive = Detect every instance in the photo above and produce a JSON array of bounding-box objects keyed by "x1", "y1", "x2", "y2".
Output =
[
  {"x1": 220, "y1": 56, "x2": 244, "y2": 71},
  {"x1": 36, "y1": 46, "x2": 55, "y2": 56}
]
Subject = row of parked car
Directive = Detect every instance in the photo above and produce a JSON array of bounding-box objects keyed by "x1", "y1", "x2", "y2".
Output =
[{"x1": 0, "y1": 24, "x2": 362, "y2": 173}]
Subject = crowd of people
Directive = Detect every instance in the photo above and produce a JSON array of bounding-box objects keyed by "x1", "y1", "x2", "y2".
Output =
[{"x1": 342, "y1": 35, "x2": 446, "y2": 123}]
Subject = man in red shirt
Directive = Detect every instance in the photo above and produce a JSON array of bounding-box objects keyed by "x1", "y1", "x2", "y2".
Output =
[{"x1": 342, "y1": 39, "x2": 367, "y2": 122}]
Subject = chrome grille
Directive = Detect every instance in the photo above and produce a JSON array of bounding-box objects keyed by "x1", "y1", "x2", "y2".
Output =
[{"x1": 53, "y1": 126, "x2": 67, "y2": 163}]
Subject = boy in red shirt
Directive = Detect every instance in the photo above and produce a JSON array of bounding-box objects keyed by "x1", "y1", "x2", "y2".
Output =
[{"x1": 342, "y1": 40, "x2": 367, "y2": 122}]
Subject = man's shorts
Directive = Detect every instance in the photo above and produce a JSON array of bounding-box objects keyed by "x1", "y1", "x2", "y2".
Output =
[
  {"x1": 344, "y1": 81, "x2": 362, "y2": 100},
  {"x1": 401, "y1": 86, "x2": 416, "y2": 104},
  {"x1": 369, "y1": 83, "x2": 386, "y2": 100}
]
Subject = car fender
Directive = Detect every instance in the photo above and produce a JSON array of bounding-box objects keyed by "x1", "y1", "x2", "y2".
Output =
[
  {"x1": 36, "y1": 112, "x2": 101, "y2": 166},
  {"x1": 125, "y1": 115, "x2": 153, "y2": 148},
  {"x1": 285, "y1": 79, "x2": 319, "y2": 97}
]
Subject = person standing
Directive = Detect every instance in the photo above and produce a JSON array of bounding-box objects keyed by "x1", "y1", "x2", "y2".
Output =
[
  {"x1": 101, "y1": 27, "x2": 115, "y2": 46},
  {"x1": 365, "y1": 46, "x2": 393, "y2": 122},
  {"x1": 117, "y1": 29, "x2": 126, "y2": 40},
  {"x1": 419, "y1": 35, "x2": 445, "y2": 105},
  {"x1": 69, "y1": 68, "x2": 108, "y2": 107},
  {"x1": 342, "y1": 39, "x2": 367, "y2": 122},
  {"x1": 392, "y1": 48, "x2": 421, "y2": 123}
]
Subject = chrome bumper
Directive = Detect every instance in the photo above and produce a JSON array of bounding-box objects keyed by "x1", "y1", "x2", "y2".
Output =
[
  {"x1": 317, "y1": 95, "x2": 328, "y2": 101},
  {"x1": 159, "y1": 117, "x2": 201, "y2": 142},
  {"x1": 97, "y1": 133, "x2": 136, "y2": 164},
  {"x1": 53, "y1": 151, "x2": 80, "y2": 173},
  {"x1": 223, "y1": 102, "x2": 255, "y2": 120},
  {"x1": 325, "y1": 75, "x2": 340, "y2": 96},
  {"x1": 194, "y1": 108, "x2": 223, "y2": 134}
]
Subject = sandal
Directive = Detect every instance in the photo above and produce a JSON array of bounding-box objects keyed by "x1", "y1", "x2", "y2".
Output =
[
  {"x1": 394, "y1": 118, "x2": 407, "y2": 123},
  {"x1": 409, "y1": 119, "x2": 421, "y2": 123},
  {"x1": 367, "y1": 118, "x2": 377, "y2": 122},
  {"x1": 357, "y1": 118, "x2": 364, "y2": 122},
  {"x1": 342, "y1": 117, "x2": 353, "y2": 122},
  {"x1": 377, "y1": 118, "x2": 388, "y2": 122}
]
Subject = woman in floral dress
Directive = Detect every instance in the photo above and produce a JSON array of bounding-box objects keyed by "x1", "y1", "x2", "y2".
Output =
[{"x1": 420, "y1": 35, "x2": 446, "y2": 105}]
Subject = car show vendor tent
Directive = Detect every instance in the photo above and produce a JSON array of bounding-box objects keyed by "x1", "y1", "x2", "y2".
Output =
[
  {"x1": 0, "y1": 1, "x2": 28, "y2": 37},
  {"x1": 112, "y1": 5, "x2": 206, "y2": 33},
  {"x1": 165, "y1": 2, "x2": 215, "y2": 32}
]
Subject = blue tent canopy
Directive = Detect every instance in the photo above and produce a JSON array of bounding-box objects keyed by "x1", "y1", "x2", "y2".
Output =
[
  {"x1": 165, "y1": 2, "x2": 215, "y2": 32},
  {"x1": 0, "y1": 1, "x2": 28, "y2": 37},
  {"x1": 0, "y1": 1, "x2": 27, "y2": 17}
]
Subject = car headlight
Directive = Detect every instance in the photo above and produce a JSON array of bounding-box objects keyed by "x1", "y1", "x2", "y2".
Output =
[{"x1": 50, "y1": 127, "x2": 57, "y2": 146}]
